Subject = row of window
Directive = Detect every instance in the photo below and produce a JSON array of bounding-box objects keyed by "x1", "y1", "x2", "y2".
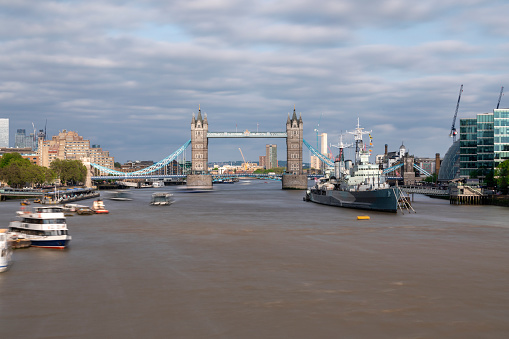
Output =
[
  {"x1": 21, "y1": 218, "x2": 66, "y2": 224},
  {"x1": 10, "y1": 228, "x2": 69, "y2": 236}
]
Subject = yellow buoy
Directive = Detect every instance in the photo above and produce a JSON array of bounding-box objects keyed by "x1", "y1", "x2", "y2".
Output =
[{"x1": 357, "y1": 216, "x2": 370, "y2": 220}]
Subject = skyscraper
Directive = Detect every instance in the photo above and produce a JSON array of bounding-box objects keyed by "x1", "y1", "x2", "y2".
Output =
[
  {"x1": 15, "y1": 129, "x2": 35, "y2": 150},
  {"x1": 0, "y1": 118, "x2": 9, "y2": 148},
  {"x1": 265, "y1": 144, "x2": 277, "y2": 169}
]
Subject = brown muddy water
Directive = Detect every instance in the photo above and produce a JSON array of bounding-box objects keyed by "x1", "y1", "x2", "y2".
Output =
[{"x1": 1, "y1": 180, "x2": 509, "y2": 338}]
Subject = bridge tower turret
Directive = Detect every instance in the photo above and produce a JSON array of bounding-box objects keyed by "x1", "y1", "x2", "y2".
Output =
[
  {"x1": 286, "y1": 107, "x2": 303, "y2": 175},
  {"x1": 282, "y1": 106, "x2": 307, "y2": 189},
  {"x1": 191, "y1": 105, "x2": 209, "y2": 174}
]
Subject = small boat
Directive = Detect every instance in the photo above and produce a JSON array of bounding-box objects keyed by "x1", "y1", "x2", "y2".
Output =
[
  {"x1": 9, "y1": 206, "x2": 71, "y2": 249},
  {"x1": 107, "y1": 191, "x2": 133, "y2": 201},
  {"x1": 20, "y1": 199, "x2": 31, "y2": 206},
  {"x1": 150, "y1": 193, "x2": 174, "y2": 206},
  {"x1": 33, "y1": 198, "x2": 41, "y2": 204},
  {"x1": 0, "y1": 229, "x2": 13, "y2": 272},
  {"x1": 76, "y1": 207, "x2": 94, "y2": 215},
  {"x1": 63, "y1": 203, "x2": 87, "y2": 212},
  {"x1": 92, "y1": 199, "x2": 109, "y2": 214},
  {"x1": 152, "y1": 181, "x2": 165, "y2": 188}
]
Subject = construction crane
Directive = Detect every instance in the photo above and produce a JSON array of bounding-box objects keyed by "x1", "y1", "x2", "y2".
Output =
[
  {"x1": 497, "y1": 86, "x2": 504, "y2": 109},
  {"x1": 450, "y1": 84, "x2": 463, "y2": 142},
  {"x1": 314, "y1": 113, "x2": 323, "y2": 149},
  {"x1": 238, "y1": 148, "x2": 249, "y2": 170}
]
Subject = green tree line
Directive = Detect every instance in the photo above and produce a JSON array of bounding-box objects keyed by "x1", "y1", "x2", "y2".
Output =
[{"x1": 0, "y1": 153, "x2": 87, "y2": 188}]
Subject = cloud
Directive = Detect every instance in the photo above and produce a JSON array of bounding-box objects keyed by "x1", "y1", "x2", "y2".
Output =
[{"x1": 1, "y1": 0, "x2": 508, "y2": 162}]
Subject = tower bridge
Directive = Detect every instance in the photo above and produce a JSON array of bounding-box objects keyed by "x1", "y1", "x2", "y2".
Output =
[
  {"x1": 189, "y1": 106, "x2": 307, "y2": 189},
  {"x1": 90, "y1": 106, "x2": 314, "y2": 189}
]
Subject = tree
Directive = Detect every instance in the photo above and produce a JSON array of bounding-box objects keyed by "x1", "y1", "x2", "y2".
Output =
[
  {"x1": 0, "y1": 152, "x2": 30, "y2": 168},
  {"x1": 114, "y1": 162, "x2": 122, "y2": 168},
  {"x1": 423, "y1": 173, "x2": 438, "y2": 183},
  {"x1": 0, "y1": 153, "x2": 56, "y2": 188},
  {"x1": 495, "y1": 160, "x2": 509, "y2": 194},
  {"x1": 50, "y1": 159, "x2": 87, "y2": 186}
]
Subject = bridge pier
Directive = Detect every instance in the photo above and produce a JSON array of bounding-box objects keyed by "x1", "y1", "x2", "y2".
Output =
[
  {"x1": 186, "y1": 174, "x2": 213, "y2": 189},
  {"x1": 281, "y1": 174, "x2": 308, "y2": 190}
]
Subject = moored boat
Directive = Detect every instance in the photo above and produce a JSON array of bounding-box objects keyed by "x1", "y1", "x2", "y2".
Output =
[
  {"x1": 8, "y1": 206, "x2": 71, "y2": 249},
  {"x1": 305, "y1": 119, "x2": 401, "y2": 213},
  {"x1": 1, "y1": 229, "x2": 13, "y2": 272},
  {"x1": 92, "y1": 199, "x2": 109, "y2": 214},
  {"x1": 76, "y1": 207, "x2": 94, "y2": 215}
]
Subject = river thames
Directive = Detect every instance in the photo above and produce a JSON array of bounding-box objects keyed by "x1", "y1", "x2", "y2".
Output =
[{"x1": 1, "y1": 180, "x2": 509, "y2": 338}]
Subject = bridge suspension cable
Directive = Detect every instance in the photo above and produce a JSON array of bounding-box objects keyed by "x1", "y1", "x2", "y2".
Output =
[
  {"x1": 303, "y1": 139, "x2": 334, "y2": 167},
  {"x1": 90, "y1": 139, "x2": 191, "y2": 176}
]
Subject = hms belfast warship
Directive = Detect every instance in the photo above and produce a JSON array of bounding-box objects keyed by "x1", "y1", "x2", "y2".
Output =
[{"x1": 305, "y1": 120, "x2": 400, "y2": 213}]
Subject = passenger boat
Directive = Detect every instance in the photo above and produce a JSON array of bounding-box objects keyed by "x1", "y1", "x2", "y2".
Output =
[
  {"x1": 8, "y1": 206, "x2": 71, "y2": 249},
  {"x1": 92, "y1": 199, "x2": 109, "y2": 214},
  {"x1": 305, "y1": 120, "x2": 401, "y2": 213},
  {"x1": 0, "y1": 229, "x2": 13, "y2": 272},
  {"x1": 150, "y1": 193, "x2": 174, "y2": 206}
]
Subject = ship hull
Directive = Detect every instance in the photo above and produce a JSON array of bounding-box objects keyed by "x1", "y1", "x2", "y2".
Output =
[{"x1": 306, "y1": 188, "x2": 398, "y2": 213}]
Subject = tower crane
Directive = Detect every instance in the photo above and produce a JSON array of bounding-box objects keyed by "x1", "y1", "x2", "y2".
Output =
[
  {"x1": 238, "y1": 148, "x2": 249, "y2": 170},
  {"x1": 450, "y1": 84, "x2": 463, "y2": 142},
  {"x1": 497, "y1": 86, "x2": 504, "y2": 109},
  {"x1": 314, "y1": 113, "x2": 323, "y2": 149}
]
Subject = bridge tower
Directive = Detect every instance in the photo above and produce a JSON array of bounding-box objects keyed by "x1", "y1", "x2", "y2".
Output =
[
  {"x1": 282, "y1": 107, "x2": 308, "y2": 189},
  {"x1": 191, "y1": 106, "x2": 208, "y2": 174},
  {"x1": 188, "y1": 106, "x2": 213, "y2": 188}
]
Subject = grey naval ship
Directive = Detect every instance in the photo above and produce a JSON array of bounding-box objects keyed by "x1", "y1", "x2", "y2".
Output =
[{"x1": 305, "y1": 120, "x2": 400, "y2": 213}]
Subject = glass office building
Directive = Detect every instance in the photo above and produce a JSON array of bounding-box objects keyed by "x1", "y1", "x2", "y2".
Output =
[
  {"x1": 458, "y1": 109, "x2": 509, "y2": 178},
  {"x1": 494, "y1": 109, "x2": 509, "y2": 166}
]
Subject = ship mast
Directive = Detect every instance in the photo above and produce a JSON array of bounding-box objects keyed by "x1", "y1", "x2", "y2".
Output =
[
  {"x1": 331, "y1": 134, "x2": 354, "y2": 180},
  {"x1": 347, "y1": 118, "x2": 371, "y2": 163}
]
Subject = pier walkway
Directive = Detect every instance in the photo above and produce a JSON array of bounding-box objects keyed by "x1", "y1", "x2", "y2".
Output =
[{"x1": 399, "y1": 186, "x2": 449, "y2": 197}]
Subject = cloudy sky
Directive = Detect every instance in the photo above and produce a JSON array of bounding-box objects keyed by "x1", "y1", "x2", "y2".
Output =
[{"x1": 2, "y1": 0, "x2": 508, "y2": 164}]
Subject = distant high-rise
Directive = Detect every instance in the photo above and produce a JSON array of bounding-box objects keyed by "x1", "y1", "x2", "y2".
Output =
[
  {"x1": 266, "y1": 144, "x2": 277, "y2": 169},
  {"x1": 15, "y1": 129, "x2": 35, "y2": 150},
  {"x1": 0, "y1": 118, "x2": 9, "y2": 148}
]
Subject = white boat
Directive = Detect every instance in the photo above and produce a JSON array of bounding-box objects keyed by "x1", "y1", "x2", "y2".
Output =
[
  {"x1": 62, "y1": 203, "x2": 87, "y2": 212},
  {"x1": 152, "y1": 181, "x2": 165, "y2": 188},
  {"x1": 150, "y1": 193, "x2": 174, "y2": 206},
  {"x1": 0, "y1": 229, "x2": 13, "y2": 272},
  {"x1": 92, "y1": 199, "x2": 109, "y2": 214},
  {"x1": 9, "y1": 206, "x2": 71, "y2": 249}
]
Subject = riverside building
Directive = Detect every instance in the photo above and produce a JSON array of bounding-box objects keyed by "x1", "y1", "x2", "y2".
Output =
[
  {"x1": 38, "y1": 130, "x2": 114, "y2": 169},
  {"x1": 459, "y1": 109, "x2": 509, "y2": 178}
]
